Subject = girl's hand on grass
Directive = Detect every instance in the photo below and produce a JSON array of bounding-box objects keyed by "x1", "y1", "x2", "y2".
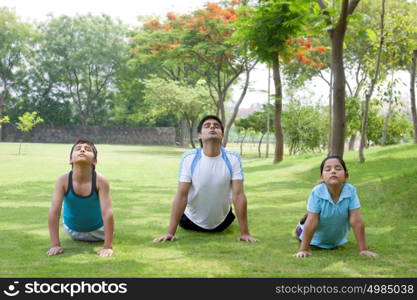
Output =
[
  {"x1": 153, "y1": 234, "x2": 176, "y2": 242},
  {"x1": 97, "y1": 248, "x2": 113, "y2": 257},
  {"x1": 294, "y1": 250, "x2": 311, "y2": 258},
  {"x1": 237, "y1": 234, "x2": 257, "y2": 242},
  {"x1": 359, "y1": 250, "x2": 378, "y2": 258},
  {"x1": 46, "y1": 246, "x2": 64, "y2": 256}
]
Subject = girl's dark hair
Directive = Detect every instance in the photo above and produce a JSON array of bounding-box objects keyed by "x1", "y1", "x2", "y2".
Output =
[
  {"x1": 70, "y1": 138, "x2": 98, "y2": 167},
  {"x1": 197, "y1": 115, "x2": 224, "y2": 147},
  {"x1": 320, "y1": 155, "x2": 348, "y2": 174}
]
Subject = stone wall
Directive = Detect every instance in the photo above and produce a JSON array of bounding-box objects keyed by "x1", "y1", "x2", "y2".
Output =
[{"x1": 1, "y1": 124, "x2": 176, "y2": 145}]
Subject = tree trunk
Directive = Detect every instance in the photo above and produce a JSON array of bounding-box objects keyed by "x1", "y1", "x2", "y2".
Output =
[
  {"x1": 240, "y1": 132, "x2": 246, "y2": 156},
  {"x1": 359, "y1": 0, "x2": 385, "y2": 163},
  {"x1": 272, "y1": 52, "x2": 284, "y2": 163},
  {"x1": 0, "y1": 94, "x2": 4, "y2": 142},
  {"x1": 328, "y1": 69, "x2": 333, "y2": 154},
  {"x1": 258, "y1": 132, "x2": 265, "y2": 158},
  {"x1": 410, "y1": 49, "x2": 417, "y2": 143},
  {"x1": 319, "y1": 0, "x2": 361, "y2": 158},
  {"x1": 187, "y1": 119, "x2": 196, "y2": 148},
  {"x1": 223, "y1": 64, "x2": 255, "y2": 147},
  {"x1": 348, "y1": 133, "x2": 356, "y2": 151},
  {"x1": 381, "y1": 101, "x2": 392, "y2": 145},
  {"x1": 329, "y1": 13, "x2": 348, "y2": 158},
  {"x1": 266, "y1": 67, "x2": 271, "y2": 159}
]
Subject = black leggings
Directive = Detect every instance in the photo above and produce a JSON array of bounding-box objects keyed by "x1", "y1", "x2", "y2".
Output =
[{"x1": 179, "y1": 208, "x2": 235, "y2": 233}]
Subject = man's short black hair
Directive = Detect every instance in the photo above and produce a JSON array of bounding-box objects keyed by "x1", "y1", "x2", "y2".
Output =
[
  {"x1": 197, "y1": 115, "x2": 224, "y2": 134},
  {"x1": 197, "y1": 115, "x2": 224, "y2": 147}
]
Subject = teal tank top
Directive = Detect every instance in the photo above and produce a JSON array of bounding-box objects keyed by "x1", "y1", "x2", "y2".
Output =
[{"x1": 63, "y1": 171, "x2": 103, "y2": 232}]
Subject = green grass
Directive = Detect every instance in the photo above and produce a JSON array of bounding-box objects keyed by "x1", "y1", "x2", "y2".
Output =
[{"x1": 0, "y1": 142, "x2": 416, "y2": 277}]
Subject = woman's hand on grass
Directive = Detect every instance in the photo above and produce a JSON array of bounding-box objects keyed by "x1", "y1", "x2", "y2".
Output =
[
  {"x1": 359, "y1": 250, "x2": 378, "y2": 258},
  {"x1": 294, "y1": 250, "x2": 311, "y2": 258},
  {"x1": 153, "y1": 234, "x2": 176, "y2": 242},
  {"x1": 46, "y1": 246, "x2": 64, "y2": 256},
  {"x1": 97, "y1": 248, "x2": 113, "y2": 257}
]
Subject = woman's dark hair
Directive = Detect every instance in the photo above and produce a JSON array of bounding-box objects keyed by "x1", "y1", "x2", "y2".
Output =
[
  {"x1": 197, "y1": 115, "x2": 224, "y2": 147},
  {"x1": 320, "y1": 155, "x2": 348, "y2": 174}
]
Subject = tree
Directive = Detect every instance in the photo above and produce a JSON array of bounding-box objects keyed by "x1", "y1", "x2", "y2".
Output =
[
  {"x1": 36, "y1": 15, "x2": 129, "y2": 125},
  {"x1": 235, "y1": 0, "x2": 318, "y2": 163},
  {"x1": 365, "y1": 100, "x2": 412, "y2": 146},
  {"x1": 345, "y1": 96, "x2": 361, "y2": 150},
  {"x1": 379, "y1": 2, "x2": 417, "y2": 143},
  {"x1": 143, "y1": 77, "x2": 214, "y2": 148},
  {"x1": 235, "y1": 106, "x2": 274, "y2": 157},
  {"x1": 0, "y1": 7, "x2": 34, "y2": 141},
  {"x1": 16, "y1": 111, "x2": 44, "y2": 155},
  {"x1": 358, "y1": 0, "x2": 385, "y2": 163},
  {"x1": 235, "y1": 116, "x2": 253, "y2": 156},
  {"x1": 282, "y1": 100, "x2": 328, "y2": 155},
  {"x1": 0, "y1": 115, "x2": 10, "y2": 136},
  {"x1": 318, "y1": 0, "x2": 361, "y2": 157},
  {"x1": 131, "y1": 1, "x2": 257, "y2": 146},
  {"x1": 412, "y1": 49, "x2": 417, "y2": 143}
]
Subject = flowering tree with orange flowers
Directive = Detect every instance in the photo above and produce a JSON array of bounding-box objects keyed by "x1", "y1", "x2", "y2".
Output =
[
  {"x1": 131, "y1": 0, "x2": 257, "y2": 146},
  {"x1": 235, "y1": 0, "x2": 322, "y2": 163}
]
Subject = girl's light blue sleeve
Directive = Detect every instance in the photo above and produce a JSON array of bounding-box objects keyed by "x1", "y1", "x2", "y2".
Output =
[
  {"x1": 307, "y1": 189, "x2": 321, "y2": 213},
  {"x1": 348, "y1": 186, "x2": 361, "y2": 210}
]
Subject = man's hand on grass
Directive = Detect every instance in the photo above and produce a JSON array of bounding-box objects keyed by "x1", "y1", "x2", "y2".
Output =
[{"x1": 46, "y1": 246, "x2": 64, "y2": 256}]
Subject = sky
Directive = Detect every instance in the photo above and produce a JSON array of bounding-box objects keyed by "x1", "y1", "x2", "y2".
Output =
[{"x1": 0, "y1": 0, "x2": 210, "y2": 25}]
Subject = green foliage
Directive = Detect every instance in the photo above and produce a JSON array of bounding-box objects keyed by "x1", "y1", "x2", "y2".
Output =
[
  {"x1": 235, "y1": 0, "x2": 320, "y2": 62},
  {"x1": 144, "y1": 76, "x2": 215, "y2": 147},
  {"x1": 0, "y1": 115, "x2": 10, "y2": 125},
  {"x1": 345, "y1": 96, "x2": 362, "y2": 137},
  {"x1": 0, "y1": 7, "x2": 35, "y2": 121},
  {"x1": 366, "y1": 100, "x2": 412, "y2": 145},
  {"x1": 31, "y1": 15, "x2": 129, "y2": 125},
  {"x1": 235, "y1": 105, "x2": 274, "y2": 135},
  {"x1": 131, "y1": 1, "x2": 256, "y2": 131},
  {"x1": 16, "y1": 111, "x2": 44, "y2": 133},
  {"x1": 15, "y1": 111, "x2": 44, "y2": 155},
  {"x1": 282, "y1": 100, "x2": 328, "y2": 155}
]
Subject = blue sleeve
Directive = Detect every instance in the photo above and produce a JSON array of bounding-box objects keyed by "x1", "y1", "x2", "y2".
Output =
[
  {"x1": 307, "y1": 189, "x2": 321, "y2": 213},
  {"x1": 348, "y1": 186, "x2": 361, "y2": 210},
  {"x1": 178, "y1": 153, "x2": 192, "y2": 182},
  {"x1": 231, "y1": 152, "x2": 244, "y2": 180}
]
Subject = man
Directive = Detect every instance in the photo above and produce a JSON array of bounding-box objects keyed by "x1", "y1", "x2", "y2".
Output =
[{"x1": 154, "y1": 115, "x2": 257, "y2": 242}]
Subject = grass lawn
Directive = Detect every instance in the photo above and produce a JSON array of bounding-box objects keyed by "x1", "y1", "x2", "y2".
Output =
[{"x1": 0, "y1": 142, "x2": 416, "y2": 278}]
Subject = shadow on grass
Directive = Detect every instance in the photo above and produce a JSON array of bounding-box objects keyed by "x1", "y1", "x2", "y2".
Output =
[{"x1": 360, "y1": 143, "x2": 417, "y2": 159}]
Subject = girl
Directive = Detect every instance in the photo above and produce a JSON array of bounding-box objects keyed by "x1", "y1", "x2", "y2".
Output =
[{"x1": 294, "y1": 155, "x2": 378, "y2": 258}]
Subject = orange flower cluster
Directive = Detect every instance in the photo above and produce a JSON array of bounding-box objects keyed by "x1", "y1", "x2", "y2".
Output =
[
  {"x1": 143, "y1": 19, "x2": 161, "y2": 31},
  {"x1": 140, "y1": 1, "x2": 240, "y2": 56},
  {"x1": 203, "y1": 3, "x2": 238, "y2": 22},
  {"x1": 288, "y1": 38, "x2": 327, "y2": 68}
]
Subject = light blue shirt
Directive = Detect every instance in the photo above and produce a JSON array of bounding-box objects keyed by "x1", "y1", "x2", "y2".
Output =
[{"x1": 300, "y1": 183, "x2": 361, "y2": 249}]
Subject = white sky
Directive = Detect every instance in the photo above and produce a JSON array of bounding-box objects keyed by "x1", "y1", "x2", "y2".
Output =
[{"x1": 0, "y1": 0, "x2": 210, "y2": 25}]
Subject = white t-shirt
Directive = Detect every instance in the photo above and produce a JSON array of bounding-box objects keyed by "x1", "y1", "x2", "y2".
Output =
[{"x1": 178, "y1": 147, "x2": 244, "y2": 229}]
